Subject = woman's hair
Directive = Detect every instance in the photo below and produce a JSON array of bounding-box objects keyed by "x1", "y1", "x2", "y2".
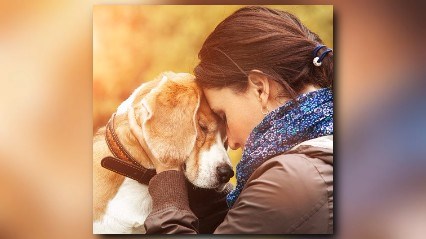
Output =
[{"x1": 194, "y1": 6, "x2": 333, "y2": 99}]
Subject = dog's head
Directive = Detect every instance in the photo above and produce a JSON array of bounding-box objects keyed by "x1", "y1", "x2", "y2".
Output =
[{"x1": 129, "y1": 72, "x2": 233, "y2": 189}]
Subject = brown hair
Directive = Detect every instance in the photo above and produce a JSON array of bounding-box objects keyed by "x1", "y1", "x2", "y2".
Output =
[{"x1": 194, "y1": 6, "x2": 333, "y2": 99}]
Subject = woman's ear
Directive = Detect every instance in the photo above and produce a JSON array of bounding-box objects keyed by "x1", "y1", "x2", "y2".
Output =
[{"x1": 248, "y1": 70, "x2": 270, "y2": 106}]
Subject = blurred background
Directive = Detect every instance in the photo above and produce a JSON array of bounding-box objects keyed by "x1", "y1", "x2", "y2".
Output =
[
  {"x1": 93, "y1": 5, "x2": 333, "y2": 185},
  {"x1": 1, "y1": 1, "x2": 425, "y2": 239}
]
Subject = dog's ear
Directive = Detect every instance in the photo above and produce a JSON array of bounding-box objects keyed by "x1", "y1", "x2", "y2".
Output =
[{"x1": 140, "y1": 75, "x2": 200, "y2": 166}]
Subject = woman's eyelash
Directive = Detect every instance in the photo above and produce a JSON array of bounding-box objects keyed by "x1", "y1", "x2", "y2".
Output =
[
  {"x1": 221, "y1": 114, "x2": 227, "y2": 122},
  {"x1": 213, "y1": 110, "x2": 226, "y2": 122}
]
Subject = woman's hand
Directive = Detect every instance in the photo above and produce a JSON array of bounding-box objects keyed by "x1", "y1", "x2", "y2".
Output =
[{"x1": 127, "y1": 107, "x2": 180, "y2": 173}]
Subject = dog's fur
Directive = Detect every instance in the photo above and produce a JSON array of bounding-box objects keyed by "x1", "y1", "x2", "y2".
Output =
[{"x1": 93, "y1": 72, "x2": 231, "y2": 234}]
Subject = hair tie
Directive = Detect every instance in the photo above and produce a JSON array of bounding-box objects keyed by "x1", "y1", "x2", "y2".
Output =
[
  {"x1": 313, "y1": 47, "x2": 332, "y2": 67},
  {"x1": 313, "y1": 45, "x2": 326, "y2": 57}
]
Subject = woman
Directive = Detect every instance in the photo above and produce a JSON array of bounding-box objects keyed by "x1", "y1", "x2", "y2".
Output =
[{"x1": 131, "y1": 6, "x2": 333, "y2": 234}]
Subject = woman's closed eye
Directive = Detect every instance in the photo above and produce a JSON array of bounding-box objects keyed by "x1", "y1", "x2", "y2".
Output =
[
  {"x1": 214, "y1": 111, "x2": 226, "y2": 123},
  {"x1": 221, "y1": 113, "x2": 227, "y2": 123},
  {"x1": 212, "y1": 109, "x2": 227, "y2": 126}
]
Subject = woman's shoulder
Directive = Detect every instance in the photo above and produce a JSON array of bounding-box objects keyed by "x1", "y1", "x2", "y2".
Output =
[
  {"x1": 247, "y1": 146, "x2": 332, "y2": 193},
  {"x1": 251, "y1": 142, "x2": 333, "y2": 180},
  {"x1": 231, "y1": 144, "x2": 333, "y2": 233},
  {"x1": 235, "y1": 144, "x2": 333, "y2": 233},
  {"x1": 243, "y1": 142, "x2": 333, "y2": 211},
  {"x1": 252, "y1": 136, "x2": 333, "y2": 185}
]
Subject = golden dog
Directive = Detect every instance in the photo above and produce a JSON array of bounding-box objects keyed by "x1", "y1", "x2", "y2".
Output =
[{"x1": 93, "y1": 72, "x2": 233, "y2": 234}]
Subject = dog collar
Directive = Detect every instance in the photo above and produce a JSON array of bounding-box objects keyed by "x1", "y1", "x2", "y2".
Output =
[{"x1": 101, "y1": 113, "x2": 156, "y2": 185}]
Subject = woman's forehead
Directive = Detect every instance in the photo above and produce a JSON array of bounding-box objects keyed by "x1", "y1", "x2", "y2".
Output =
[{"x1": 203, "y1": 88, "x2": 230, "y2": 109}]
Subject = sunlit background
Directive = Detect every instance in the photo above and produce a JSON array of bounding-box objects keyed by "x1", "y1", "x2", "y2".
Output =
[
  {"x1": 0, "y1": 1, "x2": 425, "y2": 239},
  {"x1": 93, "y1": 5, "x2": 333, "y2": 185}
]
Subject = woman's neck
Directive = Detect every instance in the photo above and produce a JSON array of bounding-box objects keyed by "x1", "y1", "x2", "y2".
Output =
[
  {"x1": 301, "y1": 84, "x2": 320, "y2": 94},
  {"x1": 269, "y1": 84, "x2": 320, "y2": 112}
]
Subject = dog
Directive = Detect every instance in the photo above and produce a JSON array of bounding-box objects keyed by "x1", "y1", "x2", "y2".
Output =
[{"x1": 93, "y1": 72, "x2": 233, "y2": 234}]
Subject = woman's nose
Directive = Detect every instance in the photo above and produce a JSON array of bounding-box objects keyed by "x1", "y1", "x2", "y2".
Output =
[
  {"x1": 227, "y1": 137, "x2": 240, "y2": 150},
  {"x1": 225, "y1": 129, "x2": 240, "y2": 150}
]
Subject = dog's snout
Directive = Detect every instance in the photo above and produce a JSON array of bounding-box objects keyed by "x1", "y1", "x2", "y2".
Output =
[{"x1": 217, "y1": 165, "x2": 234, "y2": 183}]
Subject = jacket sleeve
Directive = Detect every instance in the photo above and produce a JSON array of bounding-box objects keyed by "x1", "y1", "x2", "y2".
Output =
[
  {"x1": 144, "y1": 171, "x2": 198, "y2": 234},
  {"x1": 144, "y1": 170, "x2": 231, "y2": 234}
]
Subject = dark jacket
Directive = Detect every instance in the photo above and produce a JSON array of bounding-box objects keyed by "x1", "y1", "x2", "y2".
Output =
[{"x1": 145, "y1": 136, "x2": 333, "y2": 234}]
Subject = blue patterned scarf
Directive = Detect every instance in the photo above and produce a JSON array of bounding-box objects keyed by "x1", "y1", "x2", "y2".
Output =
[{"x1": 226, "y1": 88, "x2": 333, "y2": 207}]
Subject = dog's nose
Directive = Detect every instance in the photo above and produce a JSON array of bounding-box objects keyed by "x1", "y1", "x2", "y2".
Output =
[{"x1": 217, "y1": 165, "x2": 234, "y2": 184}]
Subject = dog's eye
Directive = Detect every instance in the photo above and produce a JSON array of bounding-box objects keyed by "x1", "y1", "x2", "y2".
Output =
[
  {"x1": 200, "y1": 124, "x2": 209, "y2": 133},
  {"x1": 199, "y1": 123, "x2": 208, "y2": 133}
]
